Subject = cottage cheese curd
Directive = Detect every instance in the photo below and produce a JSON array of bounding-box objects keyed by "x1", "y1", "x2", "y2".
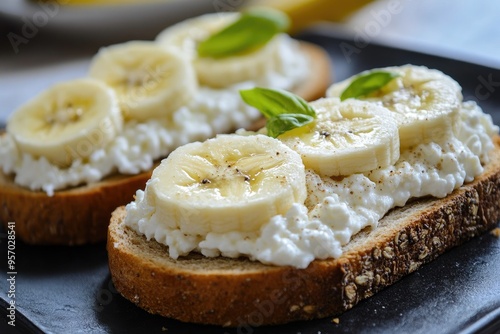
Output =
[
  {"x1": 125, "y1": 101, "x2": 498, "y2": 268},
  {"x1": 0, "y1": 35, "x2": 308, "y2": 196}
]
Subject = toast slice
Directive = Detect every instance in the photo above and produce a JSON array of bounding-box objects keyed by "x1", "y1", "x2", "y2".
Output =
[
  {"x1": 107, "y1": 136, "x2": 500, "y2": 327},
  {"x1": 0, "y1": 41, "x2": 331, "y2": 245}
]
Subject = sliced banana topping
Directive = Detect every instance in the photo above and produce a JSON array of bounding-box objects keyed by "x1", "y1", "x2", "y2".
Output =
[
  {"x1": 147, "y1": 134, "x2": 307, "y2": 235},
  {"x1": 89, "y1": 41, "x2": 197, "y2": 121},
  {"x1": 156, "y1": 13, "x2": 284, "y2": 88},
  {"x1": 7, "y1": 78, "x2": 122, "y2": 167},
  {"x1": 156, "y1": 13, "x2": 238, "y2": 60},
  {"x1": 278, "y1": 98, "x2": 400, "y2": 177},
  {"x1": 327, "y1": 65, "x2": 463, "y2": 149}
]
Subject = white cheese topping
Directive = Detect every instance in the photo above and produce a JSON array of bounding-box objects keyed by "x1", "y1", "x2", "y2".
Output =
[
  {"x1": 125, "y1": 101, "x2": 498, "y2": 268},
  {"x1": 0, "y1": 35, "x2": 308, "y2": 196}
]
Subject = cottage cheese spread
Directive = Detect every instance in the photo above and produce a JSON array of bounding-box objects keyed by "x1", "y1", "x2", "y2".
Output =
[
  {"x1": 0, "y1": 35, "x2": 308, "y2": 196},
  {"x1": 125, "y1": 101, "x2": 498, "y2": 268}
]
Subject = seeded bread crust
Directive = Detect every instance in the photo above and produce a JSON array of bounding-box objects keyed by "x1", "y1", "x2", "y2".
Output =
[
  {"x1": 0, "y1": 41, "x2": 331, "y2": 245},
  {"x1": 107, "y1": 136, "x2": 500, "y2": 326}
]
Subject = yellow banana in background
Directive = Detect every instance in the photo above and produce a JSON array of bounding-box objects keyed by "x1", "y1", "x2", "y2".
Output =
[
  {"x1": 33, "y1": 0, "x2": 373, "y2": 34},
  {"x1": 247, "y1": 0, "x2": 374, "y2": 33}
]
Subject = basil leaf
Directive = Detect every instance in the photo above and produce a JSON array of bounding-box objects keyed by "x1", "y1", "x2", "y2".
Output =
[
  {"x1": 197, "y1": 8, "x2": 290, "y2": 58},
  {"x1": 266, "y1": 113, "x2": 315, "y2": 138},
  {"x1": 340, "y1": 71, "x2": 399, "y2": 101},
  {"x1": 240, "y1": 87, "x2": 316, "y2": 137},
  {"x1": 239, "y1": 87, "x2": 315, "y2": 119}
]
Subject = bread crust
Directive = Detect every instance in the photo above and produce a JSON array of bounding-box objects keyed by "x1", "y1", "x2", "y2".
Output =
[
  {"x1": 107, "y1": 137, "x2": 500, "y2": 326},
  {"x1": 0, "y1": 169, "x2": 152, "y2": 245},
  {"x1": 0, "y1": 41, "x2": 331, "y2": 245}
]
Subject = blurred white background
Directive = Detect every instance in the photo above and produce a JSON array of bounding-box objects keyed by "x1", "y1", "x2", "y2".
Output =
[{"x1": 344, "y1": 0, "x2": 500, "y2": 68}]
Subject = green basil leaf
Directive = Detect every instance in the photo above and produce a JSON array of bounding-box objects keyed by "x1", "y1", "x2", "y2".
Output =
[
  {"x1": 239, "y1": 87, "x2": 316, "y2": 119},
  {"x1": 197, "y1": 8, "x2": 290, "y2": 58},
  {"x1": 340, "y1": 71, "x2": 399, "y2": 101},
  {"x1": 266, "y1": 113, "x2": 315, "y2": 138}
]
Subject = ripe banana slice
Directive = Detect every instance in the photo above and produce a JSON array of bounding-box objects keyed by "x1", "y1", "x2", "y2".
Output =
[
  {"x1": 88, "y1": 41, "x2": 197, "y2": 121},
  {"x1": 156, "y1": 13, "x2": 238, "y2": 60},
  {"x1": 156, "y1": 13, "x2": 283, "y2": 88},
  {"x1": 7, "y1": 78, "x2": 122, "y2": 167},
  {"x1": 327, "y1": 65, "x2": 462, "y2": 149},
  {"x1": 147, "y1": 134, "x2": 307, "y2": 235},
  {"x1": 278, "y1": 98, "x2": 400, "y2": 177}
]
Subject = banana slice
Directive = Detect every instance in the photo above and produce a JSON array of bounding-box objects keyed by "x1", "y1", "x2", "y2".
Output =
[
  {"x1": 278, "y1": 98, "x2": 400, "y2": 177},
  {"x1": 88, "y1": 41, "x2": 197, "y2": 121},
  {"x1": 147, "y1": 134, "x2": 307, "y2": 235},
  {"x1": 7, "y1": 78, "x2": 122, "y2": 167},
  {"x1": 327, "y1": 65, "x2": 462, "y2": 149},
  {"x1": 156, "y1": 13, "x2": 283, "y2": 88},
  {"x1": 156, "y1": 13, "x2": 238, "y2": 60}
]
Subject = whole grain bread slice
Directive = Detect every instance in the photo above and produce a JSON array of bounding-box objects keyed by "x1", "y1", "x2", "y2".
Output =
[
  {"x1": 0, "y1": 41, "x2": 331, "y2": 245},
  {"x1": 107, "y1": 136, "x2": 500, "y2": 327}
]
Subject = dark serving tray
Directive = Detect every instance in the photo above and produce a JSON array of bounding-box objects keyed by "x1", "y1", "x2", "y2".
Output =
[{"x1": 1, "y1": 27, "x2": 500, "y2": 334}]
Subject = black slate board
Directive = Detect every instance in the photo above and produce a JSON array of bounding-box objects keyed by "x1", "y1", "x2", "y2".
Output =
[{"x1": 1, "y1": 27, "x2": 500, "y2": 334}]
